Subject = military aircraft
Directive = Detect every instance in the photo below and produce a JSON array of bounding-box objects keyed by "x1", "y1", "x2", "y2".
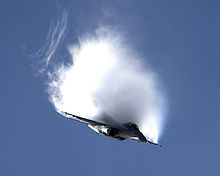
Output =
[{"x1": 62, "y1": 111, "x2": 162, "y2": 147}]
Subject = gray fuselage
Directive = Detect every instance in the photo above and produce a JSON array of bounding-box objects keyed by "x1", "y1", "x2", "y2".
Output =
[{"x1": 88, "y1": 123, "x2": 147, "y2": 142}]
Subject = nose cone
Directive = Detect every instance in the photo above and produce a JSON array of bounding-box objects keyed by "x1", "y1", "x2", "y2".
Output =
[{"x1": 139, "y1": 133, "x2": 147, "y2": 142}]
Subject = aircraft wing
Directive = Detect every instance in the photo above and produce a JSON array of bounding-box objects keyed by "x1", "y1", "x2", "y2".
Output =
[
  {"x1": 146, "y1": 139, "x2": 162, "y2": 147},
  {"x1": 61, "y1": 111, "x2": 107, "y2": 126}
]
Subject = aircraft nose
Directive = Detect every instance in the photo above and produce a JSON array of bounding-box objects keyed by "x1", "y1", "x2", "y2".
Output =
[{"x1": 139, "y1": 133, "x2": 147, "y2": 142}]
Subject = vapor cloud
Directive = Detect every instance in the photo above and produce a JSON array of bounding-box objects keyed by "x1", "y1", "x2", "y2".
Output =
[
  {"x1": 40, "y1": 12, "x2": 166, "y2": 143},
  {"x1": 35, "y1": 10, "x2": 68, "y2": 73}
]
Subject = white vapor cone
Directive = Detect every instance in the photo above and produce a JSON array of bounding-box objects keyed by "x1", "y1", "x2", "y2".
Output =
[{"x1": 42, "y1": 13, "x2": 166, "y2": 143}]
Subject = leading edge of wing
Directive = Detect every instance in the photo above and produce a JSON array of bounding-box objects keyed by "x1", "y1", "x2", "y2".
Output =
[
  {"x1": 146, "y1": 139, "x2": 162, "y2": 147},
  {"x1": 61, "y1": 111, "x2": 107, "y2": 126}
]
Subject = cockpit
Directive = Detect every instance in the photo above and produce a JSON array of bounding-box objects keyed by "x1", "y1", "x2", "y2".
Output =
[{"x1": 126, "y1": 122, "x2": 139, "y2": 130}]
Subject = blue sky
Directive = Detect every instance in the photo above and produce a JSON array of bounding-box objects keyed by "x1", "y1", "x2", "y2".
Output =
[{"x1": 0, "y1": 0, "x2": 219, "y2": 175}]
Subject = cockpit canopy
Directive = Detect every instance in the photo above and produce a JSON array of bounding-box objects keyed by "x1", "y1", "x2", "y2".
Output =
[{"x1": 125, "y1": 122, "x2": 139, "y2": 130}]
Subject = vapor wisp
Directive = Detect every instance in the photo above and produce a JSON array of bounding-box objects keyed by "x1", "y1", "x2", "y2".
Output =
[{"x1": 41, "y1": 14, "x2": 166, "y2": 143}]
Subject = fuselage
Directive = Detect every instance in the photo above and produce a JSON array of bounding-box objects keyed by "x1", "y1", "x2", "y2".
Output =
[
  {"x1": 88, "y1": 123, "x2": 147, "y2": 142},
  {"x1": 62, "y1": 111, "x2": 161, "y2": 146}
]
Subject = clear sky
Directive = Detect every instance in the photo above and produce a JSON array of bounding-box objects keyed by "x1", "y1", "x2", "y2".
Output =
[{"x1": 0, "y1": 0, "x2": 219, "y2": 175}]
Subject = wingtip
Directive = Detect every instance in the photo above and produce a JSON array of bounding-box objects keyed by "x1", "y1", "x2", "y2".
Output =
[
  {"x1": 60, "y1": 111, "x2": 69, "y2": 117},
  {"x1": 60, "y1": 111, "x2": 68, "y2": 115},
  {"x1": 59, "y1": 111, "x2": 65, "y2": 115},
  {"x1": 146, "y1": 139, "x2": 162, "y2": 147}
]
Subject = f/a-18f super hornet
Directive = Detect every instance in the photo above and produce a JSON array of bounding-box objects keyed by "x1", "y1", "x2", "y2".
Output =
[{"x1": 62, "y1": 111, "x2": 161, "y2": 147}]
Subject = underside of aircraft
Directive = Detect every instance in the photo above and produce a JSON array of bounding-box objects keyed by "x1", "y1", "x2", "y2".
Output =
[{"x1": 62, "y1": 111, "x2": 161, "y2": 147}]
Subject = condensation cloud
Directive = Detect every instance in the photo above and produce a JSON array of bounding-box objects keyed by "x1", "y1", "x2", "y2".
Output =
[{"x1": 41, "y1": 12, "x2": 167, "y2": 143}]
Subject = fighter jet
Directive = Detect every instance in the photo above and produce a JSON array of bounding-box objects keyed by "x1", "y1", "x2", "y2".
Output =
[{"x1": 62, "y1": 111, "x2": 161, "y2": 147}]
